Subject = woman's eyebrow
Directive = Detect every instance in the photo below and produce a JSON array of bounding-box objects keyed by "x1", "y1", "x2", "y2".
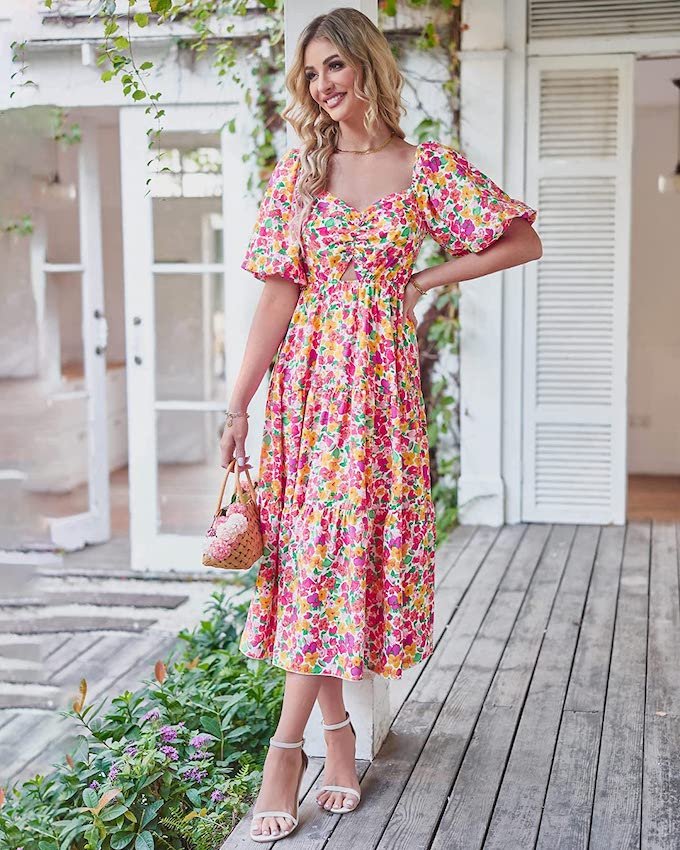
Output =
[{"x1": 304, "y1": 54, "x2": 341, "y2": 71}]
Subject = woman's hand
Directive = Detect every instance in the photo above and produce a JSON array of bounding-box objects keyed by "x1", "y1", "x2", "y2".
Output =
[
  {"x1": 219, "y1": 414, "x2": 252, "y2": 471},
  {"x1": 404, "y1": 275, "x2": 425, "y2": 326}
]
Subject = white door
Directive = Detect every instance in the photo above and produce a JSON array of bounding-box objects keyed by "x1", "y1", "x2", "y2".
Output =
[
  {"x1": 37, "y1": 129, "x2": 111, "y2": 549},
  {"x1": 120, "y1": 104, "x2": 235, "y2": 570},
  {"x1": 522, "y1": 54, "x2": 634, "y2": 524}
]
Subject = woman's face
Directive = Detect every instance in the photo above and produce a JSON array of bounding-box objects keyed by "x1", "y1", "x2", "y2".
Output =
[{"x1": 304, "y1": 37, "x2": 360, "y2": 122}]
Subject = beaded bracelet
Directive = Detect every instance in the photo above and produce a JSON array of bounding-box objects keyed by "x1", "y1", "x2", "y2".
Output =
[{"x1": 225, "y1": 411, "x2": 249, "y2": 428}]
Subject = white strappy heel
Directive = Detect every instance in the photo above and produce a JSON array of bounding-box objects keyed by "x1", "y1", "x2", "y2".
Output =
[
  {"x1": 250, "y1": 735, "x2": 308, "y2": 843},
  {"x1": 316, "y1": 710, "x2": 361, "y2": 814}
]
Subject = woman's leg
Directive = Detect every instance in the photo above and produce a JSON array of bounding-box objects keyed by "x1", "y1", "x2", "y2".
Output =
[
  {"x1": 251, "y1": 671, "x2": 323, "y2": 838},
  {"x1": 315, "y1": 676, "x2": 361, "y2": 812}
]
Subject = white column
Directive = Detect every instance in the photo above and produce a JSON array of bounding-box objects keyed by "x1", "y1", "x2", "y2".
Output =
[
  {"x1": 78, "y1": 123, "x2": 111, "y2": 543},
  {"x1": 457, "y1": 0, "x2": 510, "y2": 526},
  {"x1": 283, "y1": 0, "x2": 389, "y2": 761},
  {"x1": 502, "y1": 0, "x2": 530, "y2": 524}
]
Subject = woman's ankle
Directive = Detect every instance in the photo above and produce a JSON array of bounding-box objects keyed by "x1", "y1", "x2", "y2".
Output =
[{"x1": 321, "y1": 708, "x2": 349, "y2": 727}]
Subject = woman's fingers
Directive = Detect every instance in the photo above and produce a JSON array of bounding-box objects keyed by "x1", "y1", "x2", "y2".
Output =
[{"x1": 234, "y1": 439, "x2": 248, "y2": 467}]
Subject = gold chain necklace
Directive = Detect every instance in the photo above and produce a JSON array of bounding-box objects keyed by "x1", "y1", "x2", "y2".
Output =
[{"x1": 335, "y1": 131, "x2": 395, "y2": 154}]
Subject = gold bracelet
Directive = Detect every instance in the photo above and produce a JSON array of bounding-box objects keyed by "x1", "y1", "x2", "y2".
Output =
[
  {"x1": 410, "y1": 277, "x2": 427, "y2": 296},
  {"x1": 225, "y1": 411, "x2": 249, "y2": 428}
]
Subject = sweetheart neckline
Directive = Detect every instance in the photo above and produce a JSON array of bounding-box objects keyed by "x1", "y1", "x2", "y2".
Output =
[{"x1": 318, "y1": 142, "x2": 423, "y2": 216}]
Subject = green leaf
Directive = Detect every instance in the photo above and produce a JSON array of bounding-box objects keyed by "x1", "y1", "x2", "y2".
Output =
[
  {"x1": 140, "y1": 799, "x2": 164, "y2": 828},
  {"x1": 85, "y1": 827, "x2": 99, "y2": 846},
  {"x1": 83, "y1": 787, "x2": 98, "y2": 808},
  {"x1": 110, "y1": 834, "x2": 135, "y2": 850},
  {"x1": 140, "y1": 61, "x2": 153, "y2": 70},
  {"x1": 137, "y1": 770, "x2": 163, "y2": 790},
  {"x1": 199, "y1": 715, "x2": 222, "y2": 738},
  {"x1": 101, "y1": 803, "x2": 128, "y2": 822},
  {"x1": 186, "y1": 788, "x2": 201, "y2": 807},
  {"x1": 134, "y1": 13, "x2": 149, "y2": 27},
  {"x1": 101, "y1": 70, "x2": 114, "y2": 82},
  {"x1": 114, "y1": 36, "x2": 130, "y2": 50},
  {"x1": 132, "y1": 89, "x2": 147, "y2": 100},
  {"x1": 225, "y1": 725, "x2": 250, "y2": 741},
  {"x1": 135, "y1": 831, "x2": 154, "y2": 850},
  {"x1": 72, "y1": 734, "x2": 89, "y2": 763}
]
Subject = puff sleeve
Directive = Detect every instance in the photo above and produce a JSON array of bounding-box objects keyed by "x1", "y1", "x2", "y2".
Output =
[
  {"x1": 420, "y1": 141, "x2": 537, "y2": 256},
  {"x1": 240, "y1": 147, "x2": 307, "y2": 287}
]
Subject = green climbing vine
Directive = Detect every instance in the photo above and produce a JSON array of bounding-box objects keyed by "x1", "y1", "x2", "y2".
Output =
[{"x1": 381, "y1": 0, "x2": 463, "y2": 540}]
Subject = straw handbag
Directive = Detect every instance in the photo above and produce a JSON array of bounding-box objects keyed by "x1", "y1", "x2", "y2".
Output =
[{"x1": 202, "y1": 458, "x2": 263, "y2": 571}]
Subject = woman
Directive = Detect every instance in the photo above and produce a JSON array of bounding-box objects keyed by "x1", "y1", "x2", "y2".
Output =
[{"x1": 220, "y1": 7, "x2": 541, "y2": 843}]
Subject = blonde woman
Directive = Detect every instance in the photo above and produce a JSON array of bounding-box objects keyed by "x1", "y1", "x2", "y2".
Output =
[{"x1": 220, "y1": 6, "x2": 541, "y2": 843}]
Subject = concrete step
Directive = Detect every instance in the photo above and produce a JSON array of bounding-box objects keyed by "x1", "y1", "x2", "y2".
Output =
[
  {"x1": 0, "y1": 607, "x2": 160, "y2": 634},
  {"x1": 0, "y1": 635, "x2": 50, "y2": 662},
  {"x1": 0, "y1": 657, "x2": 46, "y2": 684},
  {"x1": 0, "y1": 590, "x2": 188, "y2": 608},
  {"x1": 0, "y1": 683, "x2": 61, "y2": 710}
]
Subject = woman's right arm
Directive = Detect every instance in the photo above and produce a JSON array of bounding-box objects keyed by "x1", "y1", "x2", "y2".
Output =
[{"x1": 219, "y1": 276, "x2": 300, "y2": 469}]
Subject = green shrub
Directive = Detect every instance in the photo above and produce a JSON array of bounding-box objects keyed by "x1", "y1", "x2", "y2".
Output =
[{"x1": 0, "y1": 589, "x2": 284, "y2": 850}]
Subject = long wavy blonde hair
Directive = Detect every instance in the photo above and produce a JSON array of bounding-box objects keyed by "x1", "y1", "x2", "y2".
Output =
[{"x1": 281, "y1": 7, "x2": 408, "y2": 246}]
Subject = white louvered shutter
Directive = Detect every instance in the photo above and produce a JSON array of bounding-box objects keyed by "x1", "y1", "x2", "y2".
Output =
[
  {"x1": 529, "y1": 1, "x2": 680, "y2": 39},
  {"x1": 522, "y1": 54, "x2": 634, "y2": 524}
]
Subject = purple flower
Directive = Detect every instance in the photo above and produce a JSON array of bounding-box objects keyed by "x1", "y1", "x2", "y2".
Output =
[
  {"x1": 142, "y1": 708, "x2": 161, "y2": 723},
  {"x1": 190, "y1": 733, "x2": 214, "y2": 749},
  {"x1": 159, "y1": 725, "x2": 178, "y2": 742},
  {"x1": 181, "y1": 767, "x2": 207, "y2": 783},
  {"x1": 124, "y1": 744, "x2": 138, "y2": 757},
  {"x1": 189, "y1": 750, "x2": 210, "y2": 761},
  {"x1": 160, "y1": 745, "x2": 179, "y2": 761},
  {"x1": 89, "y1": 780, "x2": 100, "y2": 790},
  {"x1": 108, "y1": 764, "x2": 120, "y2": 781},
  {"x1": 211, "y1": 789, "x2": 225, "y2": 803}
]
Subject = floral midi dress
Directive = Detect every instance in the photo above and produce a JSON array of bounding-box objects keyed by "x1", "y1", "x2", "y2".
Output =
[{"x1": 238, "y1": 139, "x2": 537, "y2": 681}]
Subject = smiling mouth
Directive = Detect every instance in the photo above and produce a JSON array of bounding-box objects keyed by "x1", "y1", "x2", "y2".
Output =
[{"x1": 325, "y1": 92, "x2": 346, "y2": 108}]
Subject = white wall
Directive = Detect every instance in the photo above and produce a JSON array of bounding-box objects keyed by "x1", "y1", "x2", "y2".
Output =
[{"x1": 628, "y1": 103, "x2": 680, "y2": 474}]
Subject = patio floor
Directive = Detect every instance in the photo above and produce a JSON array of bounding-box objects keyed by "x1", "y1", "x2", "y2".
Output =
[{"x1": 221, "y1": 520, "x2": 680, "y2": 850}]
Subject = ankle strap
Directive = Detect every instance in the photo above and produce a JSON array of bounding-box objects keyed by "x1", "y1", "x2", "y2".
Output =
[
  {"x1": 321, "y1": 710, "x2": 351, "y2": 730},
  {"x1": 269, "y1": 736, "x2": 304, "y2": 748}
]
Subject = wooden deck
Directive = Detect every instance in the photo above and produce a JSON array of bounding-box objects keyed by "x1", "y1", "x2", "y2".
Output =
[{"x1": 221, "y1": 521, "x2": 680, "y2": 850}]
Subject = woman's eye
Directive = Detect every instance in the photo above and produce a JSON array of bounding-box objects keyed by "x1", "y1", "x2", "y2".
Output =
[{"x1": 306, "y1": 61, "x2": 344, "y2": 81}]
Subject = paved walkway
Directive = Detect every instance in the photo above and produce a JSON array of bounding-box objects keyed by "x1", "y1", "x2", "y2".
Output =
[
  {"x1": 0, "y1": 541, "x2": 241, "y2": 788},
  {"x1": 221, "y1": 521, "x2": 680, "y2": 850}
]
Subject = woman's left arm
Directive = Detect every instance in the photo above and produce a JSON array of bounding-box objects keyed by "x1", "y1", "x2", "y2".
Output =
[{"x1": 414, "y1": 218, "x2": 542, "y2": 293}]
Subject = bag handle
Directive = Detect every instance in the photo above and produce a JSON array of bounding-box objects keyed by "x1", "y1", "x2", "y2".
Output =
[{"x1": 213, "y1": 458, "x2": 258, "y2": 519}]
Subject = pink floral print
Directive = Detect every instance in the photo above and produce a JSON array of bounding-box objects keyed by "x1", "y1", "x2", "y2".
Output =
[{"x1": 238, "y1": 140, "x2": 537, "y2": 681}]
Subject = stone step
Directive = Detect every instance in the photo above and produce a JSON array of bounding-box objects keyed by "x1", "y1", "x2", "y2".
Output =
[
  {"x1": 0, "y1": 657, "x2": 46, "y2": 684},
  {"x1": 0, "y1": 606, "x2": 159, "y2": 634},
  {"x1": 0, "y1": 590, "x2": 188, "y2": 608},
  {"x1": 0, "y1": 683, "x2": 61, "y2": 711},
  {"x1": 0, "y1": 635, "x2": 50, "y2": 662}
]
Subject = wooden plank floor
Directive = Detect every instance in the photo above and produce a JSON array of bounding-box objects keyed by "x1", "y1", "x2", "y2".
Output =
[{"x1": 221, "y1": 521, "x2": 680, "y2": 850}]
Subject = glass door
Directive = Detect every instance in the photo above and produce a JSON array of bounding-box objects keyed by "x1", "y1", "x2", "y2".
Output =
[
  {"x1": 33, "y1": 128, "x2": 111, "y2": 550},
  {"x1": 120, "y1": 105, "x2": 233, "y2": 570}
]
